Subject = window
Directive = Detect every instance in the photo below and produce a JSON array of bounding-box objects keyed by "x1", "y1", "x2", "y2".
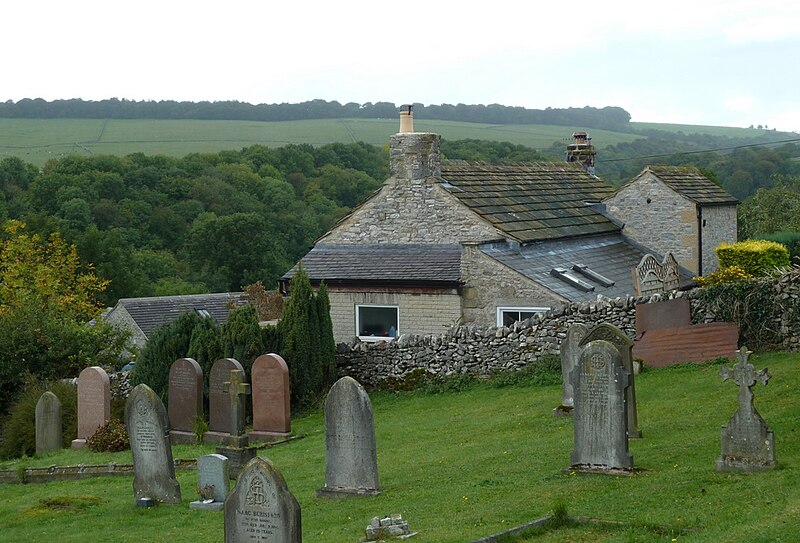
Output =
[
  {"x1": 356, "y1": 305, "x2": 399, "y2": 341},
  {"x1": 496, "y1": 307, "x2": 549, "y2": 327}
]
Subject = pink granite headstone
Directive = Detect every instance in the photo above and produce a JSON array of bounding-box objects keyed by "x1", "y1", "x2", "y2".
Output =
[
  {"x1": 204, "y1": 358, "x2": 244, "y2": 444},
  {"x1": 167, "y1": 358, "x2": 203, "y2": 444},
  {"x1": 249, "y1": 353, "x2": 291, "y2": 440},
  {"x1": 71, "y1": 366, "x2": 110, "y2": 449}
]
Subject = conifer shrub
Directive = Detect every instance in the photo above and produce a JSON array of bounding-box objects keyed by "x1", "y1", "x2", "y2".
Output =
[{"x1": 220, "y1": 304, "x2": 264, "y2": 378}]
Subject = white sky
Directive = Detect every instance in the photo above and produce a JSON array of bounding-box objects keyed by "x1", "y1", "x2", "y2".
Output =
[{"x1": 4, "y1": 0, "x2": 799, "y2": 132}]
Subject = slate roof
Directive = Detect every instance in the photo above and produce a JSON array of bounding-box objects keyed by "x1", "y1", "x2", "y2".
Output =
[
  {"x1": 480, "y1": 233, "x2": 693, "y2": 302},
  {"x1": 111, "y1": 292, "x2": 247, "y2": 339},
  {"x1": 282, "y1": 244, "x2": 462, "y2": 287},
  {"x1": 635, "y1": 166, "x2": 738, "y2": 205},
  {"x1": 438, "y1": 161, "x2": 619, "y2": 243}
]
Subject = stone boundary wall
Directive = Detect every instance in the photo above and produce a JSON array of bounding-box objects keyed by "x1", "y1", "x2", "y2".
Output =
[{"x1": 335, "y1": 273, "x2": 800, "y2": 388}]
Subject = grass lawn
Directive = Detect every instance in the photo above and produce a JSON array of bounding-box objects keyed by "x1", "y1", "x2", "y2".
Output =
[{"x1": 1, "y1": 352, "x2": 798, "y2": 542}]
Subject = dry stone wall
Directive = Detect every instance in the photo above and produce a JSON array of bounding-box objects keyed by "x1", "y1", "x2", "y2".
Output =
[{"x1": 335, "y1": 272, "x2": 800, "y2": 388}]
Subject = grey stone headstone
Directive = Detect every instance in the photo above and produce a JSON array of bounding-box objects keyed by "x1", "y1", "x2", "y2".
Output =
[
  {"x1": 125, "y1": 384, "x2": 182, "y2": 504},
  {"x1": 579, "y1": 323, "x2": 641, "y2": 438},
  {"x1": 35, "y1": 391, "x2": 63, "y2": 454},
  {"x1": 206, "y1": 358, "x2": 245, "y2": 443},
  {"x1": 556, "y1": 323, "x2": 589, "y2": 413},
  {"x1": 224, "y1": 456, "x2": 301, "y2": 543},
  {"x1": 168, "y1": 357, "x2": 203, "y2": 444},
  {"x1": 317, "y1": 376, "x2": 380, "y2": 497},
  {"x1": 570, "y1": 339, "x2": 633, "y2": 471},
  {"x1": 71, "y1": 366, "x2": 110, "y2": 449},
  {"x1": 716, "y1": 347, "x2": 776, "y2": 472},
  {"x1": 190, "y1": 454, "x2": 230, "y2": 511}
]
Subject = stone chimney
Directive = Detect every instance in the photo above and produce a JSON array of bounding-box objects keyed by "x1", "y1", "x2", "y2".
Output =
[
  {"x1": 389, "y1": 105, "x2": 441, "y2": 181},
  {"x1": 566, "y1": 131, "x2": 597, "y2": 175}
]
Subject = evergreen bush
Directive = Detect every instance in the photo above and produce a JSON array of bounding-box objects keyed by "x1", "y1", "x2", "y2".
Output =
[{"x1": 716, "y1": 240, "x2": 790, "y2": 276}]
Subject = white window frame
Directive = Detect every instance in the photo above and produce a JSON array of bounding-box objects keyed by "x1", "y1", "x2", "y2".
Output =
[
  {"x1": 356, "y1": 304, "x2": 400, "y2": 342},
  {"x1": 496, "y1": 307, "x2": 549, "y2": 327}
]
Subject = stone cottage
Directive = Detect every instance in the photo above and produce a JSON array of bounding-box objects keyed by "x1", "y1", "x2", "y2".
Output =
[
  {"x1": 603, "y1": 166, "x2": 738, "y2": 275},
  {"x1": 282, "y1": 112, "x2": 737, "y2": 343}
]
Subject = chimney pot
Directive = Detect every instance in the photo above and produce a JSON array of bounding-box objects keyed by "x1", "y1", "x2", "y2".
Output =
[{"x1": 399, "y1": 104, "x2": 414, "y2": 133}]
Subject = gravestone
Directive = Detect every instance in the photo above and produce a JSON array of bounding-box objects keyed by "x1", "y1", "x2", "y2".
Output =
[
  {"x1": 224, "y1": 456, "x2": 301, "y2": 542},
  {"x1": 250, "y1": 353, "x2": 291, "y2": 441},
  {"x1": 71, "y1": 366, "x2": 111, "y2": 449},
  {"x1": 125, "y1": 383, "x2": 182, "y2": 504},
  {"x1": 570, "y1": 339, "x2": 633, "y2": 471},
  {"x1": 35, "y1": 391, "x2": 63, "y2": 455},
  {"x1": 216, "y1": 369, "x2": 257, "y2": 479},
  {"x1": 190, "y1": 453, "x2": 230, "y2": 512},
  {"x1": 716, "y1": 347, "x2": 776, "y2": 472},
  {"x1": 168, "y1": 357, "x2": 203, "y2": 444},
  {"x1": 554, "y1": 323, "x2": 589, "y2": 416},
  {"x1": 317, "y1": 376, "x2": 380, "y2": 498},
  {"x1": 206, "y1": 358, "x2": 245, "y2": 444},
  {"x1": 634, "y1": 252, "x2": 680, "y2": 296},
  {"x1": 579, "y1": 323, "x2": 641, "y2": 439}
]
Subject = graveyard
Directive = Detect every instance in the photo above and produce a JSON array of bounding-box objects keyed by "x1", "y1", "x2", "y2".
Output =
[{"x1": 1, "y1": 351, "x2": 798, "y2": 542}]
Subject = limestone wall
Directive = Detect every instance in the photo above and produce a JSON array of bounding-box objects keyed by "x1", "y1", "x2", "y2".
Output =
[
  {"x1": 319, "y1": 133, "x2": 499, "y2": 245},
  {"x1": 328, "y1": 289, "x2": 461, "y2": 344},
  {"x1": 605, "y1": 173, "x2": 699, "y2": 274},
  {"x1": 700, "y1": 205, "x2": 738, "y2": 274},
  {"x1": 460, "y1": 244, "x2": 566, "y2": 326},
  {"x1": 335, "y1": 272, "x2": 800, "y2": 388}
]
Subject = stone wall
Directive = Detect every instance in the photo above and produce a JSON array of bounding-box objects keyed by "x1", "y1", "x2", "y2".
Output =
[
  {"x1": 328, "y1": 288, "x2": 461, "y2": 344},
  {"x1": 605, "y1": 172, "x2": 699, "y2": 274},
  {"x1": 460, "y1": 244, "x2": 566, "y2": 326},
  {"x1": 319, "y1": 133, "x2": 499, "y2": 245},
  {"x1": 335, "y1": 272, "x2": 800, "y2": 388},
  {"x1": 700, "y1": 205, "x2": 738, "y2": 275}
]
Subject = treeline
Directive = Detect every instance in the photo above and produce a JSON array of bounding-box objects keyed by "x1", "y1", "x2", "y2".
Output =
[
  {"x1": 0, "y1": 98, "x2": 632, "y2": 131},
  {"x1": 0, "y1": 142, "x2": 388, "y2": 306}
]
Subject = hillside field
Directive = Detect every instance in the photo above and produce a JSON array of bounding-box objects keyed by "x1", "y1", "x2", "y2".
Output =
[{"x1": 0, "y1": 117, "x2": 765, "y2": 167}]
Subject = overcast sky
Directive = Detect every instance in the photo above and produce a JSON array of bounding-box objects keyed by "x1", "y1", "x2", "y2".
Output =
[{"x1": 4, "y1": 1, "x2": 799, "y2": 132}]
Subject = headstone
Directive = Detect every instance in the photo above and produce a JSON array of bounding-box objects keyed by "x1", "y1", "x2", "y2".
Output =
[
  {"x1": 716, "y1": 347, "x2": 776, "y2": 472},
  {"x1": 250, "y1": 353, "x2": 291, "y2": 440},
  {"x1": 206, "y1": 358, "x2": 245, "y2": 444},
  {"x1": 554, "y1": 323, "x2": 589, "y2": 416},
  {"x1": 71, "y1": 366, "x2": 110, "y2": 449},
  {"x1": 579, "y1": 323, "x2": 641, "y2": 439},
  {"x1": 35, "y1": 391, "x2": 63, "y2": 454},
  {"x1": 570, "y1": 339, "x2": 633, "y2": 471},
  {"x1": 168, "y1": 357, "x2": 203, "y2": 444},
  {"x1": 216, "y1": 369, "x2": 257, "y2": 479},
  {"x1": 633, "y1": 252, "x2": 680, "y2": 296},
  {"x1": 190, "y1": 454, "x2": 230, "y2": 512},
  {"x1": 317, "y1": 376, "x2": 380, "y2": 498},
  {"x1": 125, "y1": 383, "x2": 182, "y2": 504},
  {"x1": 224, "y1": 456, "x2": 301, "y2": 542}
]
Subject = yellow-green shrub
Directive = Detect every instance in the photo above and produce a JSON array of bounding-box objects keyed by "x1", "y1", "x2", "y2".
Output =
[
  {"x1": 716, "y1": 240, "x2": 790, "y2": 276},
  {"x1": 693, "y1": 265, "x2": 753, "y2": 287}
]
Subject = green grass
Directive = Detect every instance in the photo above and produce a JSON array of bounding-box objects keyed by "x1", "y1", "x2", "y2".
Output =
[
  {"x1": 0, "y1": 117, "x2": 646, "y2": 166},
  {"x1": 1, "y1": 352, "x2": 798, "y2": 542}
]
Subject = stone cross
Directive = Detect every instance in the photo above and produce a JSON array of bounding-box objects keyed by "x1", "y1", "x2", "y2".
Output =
[
  {"x1": 223, "y1": 369, "x2": 251, "y2": 437},
  {"x1": 721, "y1": 346, "x2": 771, "y2": 408},
  {"x1": 716, "y1": 346, "x2": 776, "y2": 472}
]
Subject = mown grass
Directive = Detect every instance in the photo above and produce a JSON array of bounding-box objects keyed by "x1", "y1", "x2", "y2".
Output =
[
  {"x1": 0, "y1": 117, "x2": 646, "y2": 166},
  {"x1": 1, "y1": 352, "x2": 798, "y2": 542}
]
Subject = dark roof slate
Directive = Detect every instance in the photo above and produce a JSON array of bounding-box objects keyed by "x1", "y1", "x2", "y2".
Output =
[
  {"x1": 439, "y1": 161, "x2": 619, "y2": 243},
  {"x1": 640, "y1": 166, "x2": 738, "y2": 205},
  {"x1": 481, "y1": 234, "x2": 693, "y2": 302},
  {"x1": 282, "y1": 244, "x2": 462, "y2": 286},
  {"x1": 115, "y1": 292, "x2": 247, "y2": 338}
]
